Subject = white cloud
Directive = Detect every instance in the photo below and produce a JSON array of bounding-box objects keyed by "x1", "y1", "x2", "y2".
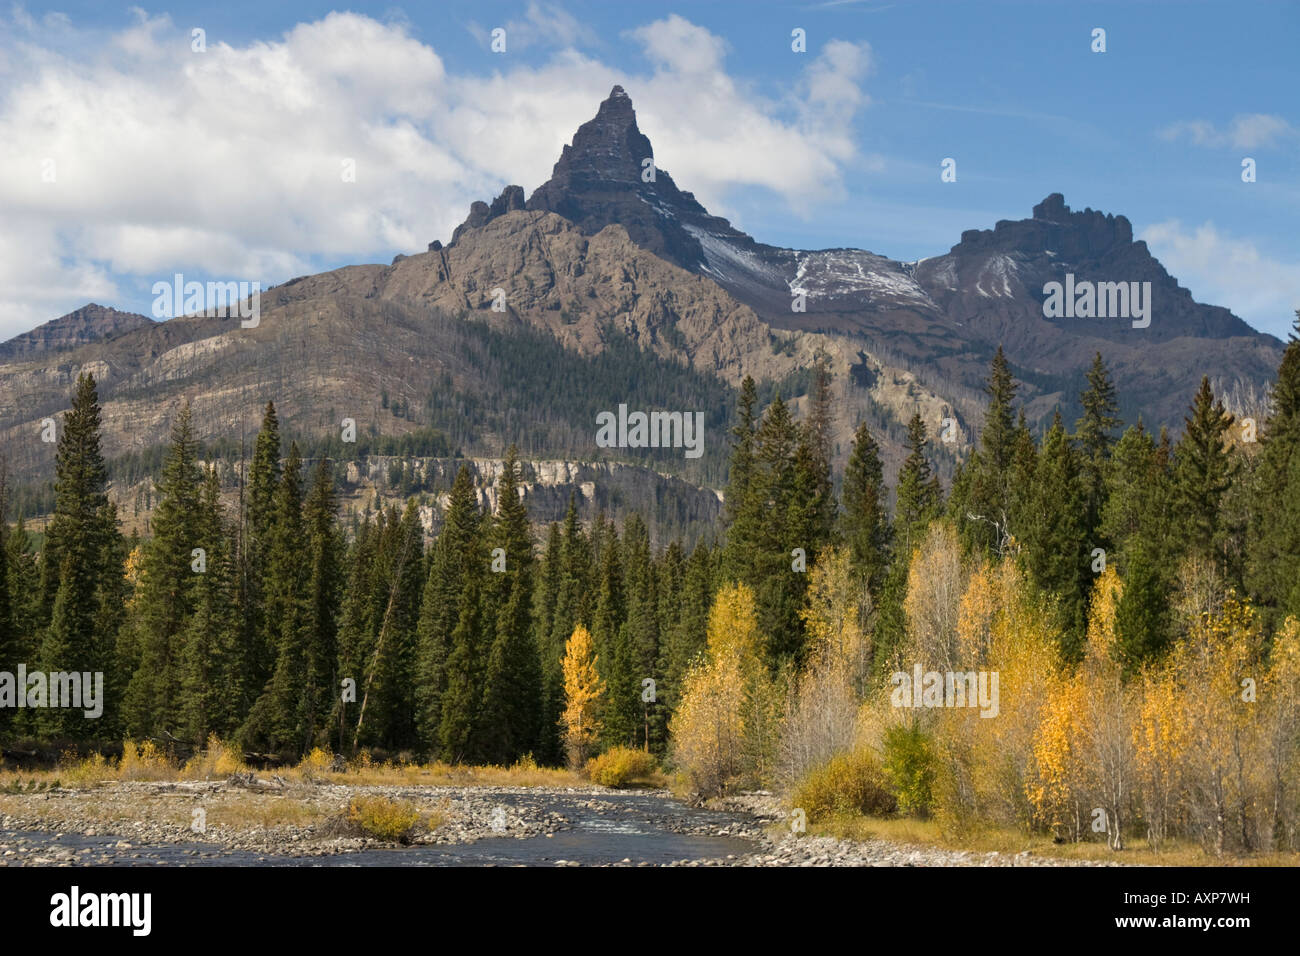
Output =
[
  {"x1": 1159, "y1": 113, "x2": 1296, "y2": 149},
  {"x1": 1141, "y1": 220, "x2": 1300, "y2": 339},
  {"x1": 0, "y1": 10, "x2": 875, "y2": 338}
]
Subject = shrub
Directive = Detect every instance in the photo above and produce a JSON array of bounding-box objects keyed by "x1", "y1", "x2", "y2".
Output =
[
  {"x1": 182, "y1": 736, "x2": 245, "y2": 779},
  {"x1": 791, "y1": 748, "x2": 895, "y2": 822},
  {"x1": 61, "y1": 751, "x2": 112, "y2": 787},
  {"x1": 883, "y1": 723, "x2": 937, "y2": 817},
  {"x1": 118, "y1": 740, "x2": 175, "y2": 781},
  {"x1": 345, "y1": 796, "x2": 422, "y2": 843},
  {"x1": 587, "y1": 746, "x2": 658, "y2": 788}
]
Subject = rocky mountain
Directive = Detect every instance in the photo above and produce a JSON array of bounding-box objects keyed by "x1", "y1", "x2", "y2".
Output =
[
  {"x1": 0, "y1": 304, "x2": 153, "y2": 361},
  {"x1": 471, "y1": 87, "x2": 1282, "y2": 429},
  {"x1": 0, "y1": 86, "x2": 1283, "y2": 537}
]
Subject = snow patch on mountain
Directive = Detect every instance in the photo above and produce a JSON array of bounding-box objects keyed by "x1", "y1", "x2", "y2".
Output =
[{"x1": 789, "y1": 250, "x2": 936, "y2": 307}]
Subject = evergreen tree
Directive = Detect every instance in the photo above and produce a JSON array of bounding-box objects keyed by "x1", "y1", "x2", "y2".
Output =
[
  {"x1": 592, "y1": 518, "x2": 633, "y2": 747},
  {"x1": 480, "y1": 447, "x2": 543, "y2": 763},
  {"x1": 1173, "y1": 377, "x2": 1239, "y2": 566},
  {"x1": 539, "y1": 495, "x2": 591, "y2": 761},
  {"x1": 750, "y1": 394, "x2": 808, "y2": 665},
  {"x1": 841, "y1": 422, "x2": 890, "y2": 594},
  {"x1": 1075, "y1": 352, "x2": 1122, "y2": 541},
  {"x1": 722, "y1": 375, "x2": 761, "y2": 582},
  {"x1": 361, "y1": 500, "x2": 424, "y2": 751},
  {"x1": 415, "y1": 466, "x2": 480, "y2": 750},
  {"x1": 1020, "y1": 411, "x2": 1090, "y2": 658},
  {"x1": 241, "y1": 442, "x2": 309, "y2": 752},
  {"x1": 620, "y1": 513, "x2": 660, "y2": 751},
  {"x1": 299, "y1": 458, "x2": 343, "y2": 751},
  {"x1": 532, "y1": 520, "x2": 564, "y2": 764},
  {"x1": 179, "y1": 467, "x2": 243, "y2": 742},
  {"x1": 122, "y1": 403, "x2": 203, "y2": 736},
  {"x1": 242, "y1": 402, "x2": 282, "y2": 709},
  {"x1": 440, "y1": 566, "x2": 487, "y2": 762},
  {"x1": 4, "y1": 518, "x2": 39, "y2": 664},
  {"x1": 661, "y1": 540, "x2": 713, "y2": 726},
  {"x1": 1247, "y1": 311, "x2": 1300, "y2": 622},
  {"x1": 1114, "y1": 548, "x2": 1172, "y2": 674},
  {"x1": 36, "y1": 374, "x2": 120, "y2": 723},
  {"x1": 962, "y1": 347, "x2": 1018, "y2": 554},
  {"x1": 877, "y1": 413, "x2": 941, "y2": 678},
  {"x1": 894, "y1": 413, "x2": 942, "y2": 556},
  {"x1": 333, "y1": 514, "x2": 379, "y2": 751}
]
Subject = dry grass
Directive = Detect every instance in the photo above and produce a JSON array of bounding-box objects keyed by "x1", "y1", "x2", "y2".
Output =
[
  {"x1": 806, "y1": 812, "x2": 1300, "y2": 867},
  {"x1": 1, "y1": 745, "x2": 586, "y2": 790}
]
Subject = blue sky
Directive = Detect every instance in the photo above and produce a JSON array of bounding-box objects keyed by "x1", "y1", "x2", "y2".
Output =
[{"x1": 2, "y1": 0, "x2": 1297, "y2": 338}]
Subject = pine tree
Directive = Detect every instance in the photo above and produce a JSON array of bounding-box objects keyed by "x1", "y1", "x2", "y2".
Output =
[
  {"x1": 333, "y1": 514, "x2": 379, "y2": 751},
  {"x1": 299, "y1": 458, "x2": 343, "y2": 751},
  {"x1": 620, "y1": 513, "x2": 660, "y2": 751},
  {"x1": 241, "y1": 442, "x2": 309, "y2": 752},
  {"x1": 894, "y1": 413, "x2": 942, "y2": 556},
  {"x1": 1247, "y1": 311, "x2": 1300, "y2": 623},
  {"x1": 661, "y1": 540, "x2": 713, "y2": 723},
  {"x1": 877, "y1": 414, "x2": 941, "y2": 678},
  {"x1": 649, "y1": 539, "x2": 685, "y2": 755},
  {"x1": 179, "y1": 466, "x2": 243, "y2": 742},
  {"x1": 416, "y1": 466, "x2": 481, "y2": 752},
  {"x1": 242, "y1": 402, "x2": 282, "y2": 709},
  {"x1": 440, "y1": 567, "x2": 487, "y2": 762},
  {"x1": 962, "y1": 347, "x2": 1018, "y2": 554},
  {"x1": 538, "y1": 495, "x2": 591, "y2": 762},
  {"x1": 36, "y1": 373, "x2": 120, "y2": 718},
  {"x1": 1114, "y1": 548, "x2": 1172, "y2": 675},
  {"x1": 36, "y1": 563, "x2": 82, "y2": 738},
  {"x1": 480, "y1": 447, "x2": 543, "y2": 763},
  {"x1": 1173, "y1": 377, "x2": 1239, "y2": 566},
  {"x1": 750, "y1": 394, "x2": 808, "y2": 665},
  {"x1": 592, "y1": 518, "x2": 632, "y2": 747},
  {"x1": 122, "y1": 402, "x2": 203, "y2": 736},
  {"x1": 1075, "y1": 352, "x2": 1122, "y2": 542},
  {"x1": 1021, "y1": 411, "x2": 1090, "y2": 659},
  {"x1": 841, "y1": 422, "x2": 890, "y2": 595},
  {"x1": 532, "y1": 521, "x2": 564, "y2": 764},
  {"x1": 722, "y1": 376, "x2": 761, "y2": 582},
  {"x1": 361, "y1": 500, "x2": 425, "y2": 751},
  {"x1": 4, "y1": 518, "x2": 39, "y2": 665}
]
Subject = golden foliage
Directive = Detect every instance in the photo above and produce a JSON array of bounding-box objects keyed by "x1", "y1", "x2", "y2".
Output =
[
  {"x1": 345, "y1": 795, "x2": 423, "y2": 842},
  {"x1": 791, "y1": 747, "x2": 895, "y2": 822},
  {"x1": 586, "y1": 745, "x2": 658, "y2": 788},
  {"x1": 670, "y1": 583, "x2": 780, "y2": 795},
  {"x1": 561, "y1": 625, "x2": 606, "y2": 769}
]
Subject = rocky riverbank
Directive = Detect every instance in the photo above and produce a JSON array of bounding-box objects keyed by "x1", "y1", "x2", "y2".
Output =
[{"x1": 0, "y1": 780, "x2": 1124, "y2": 866}]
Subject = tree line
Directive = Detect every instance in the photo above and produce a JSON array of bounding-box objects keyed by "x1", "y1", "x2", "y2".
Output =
[{"x1": 1, "y1": 315, "x2": 1298, "y2": 795}]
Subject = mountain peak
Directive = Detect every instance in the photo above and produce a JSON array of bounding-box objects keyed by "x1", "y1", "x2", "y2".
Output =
[
  {"x1": 0, "y1": 302, "x2": 153, "y2": 361},
  {"x1": 1032, "y1": 192, "x2": 1068, "y2": 221}
]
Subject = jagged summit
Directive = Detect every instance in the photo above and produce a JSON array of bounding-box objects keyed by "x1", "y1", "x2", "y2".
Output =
[
  {"x1": 450, "y1": 86, "x2": 757, "y2": 270},
  {"x1": 950, "y1": 194, "x2": 1135, "y2": 259}
]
